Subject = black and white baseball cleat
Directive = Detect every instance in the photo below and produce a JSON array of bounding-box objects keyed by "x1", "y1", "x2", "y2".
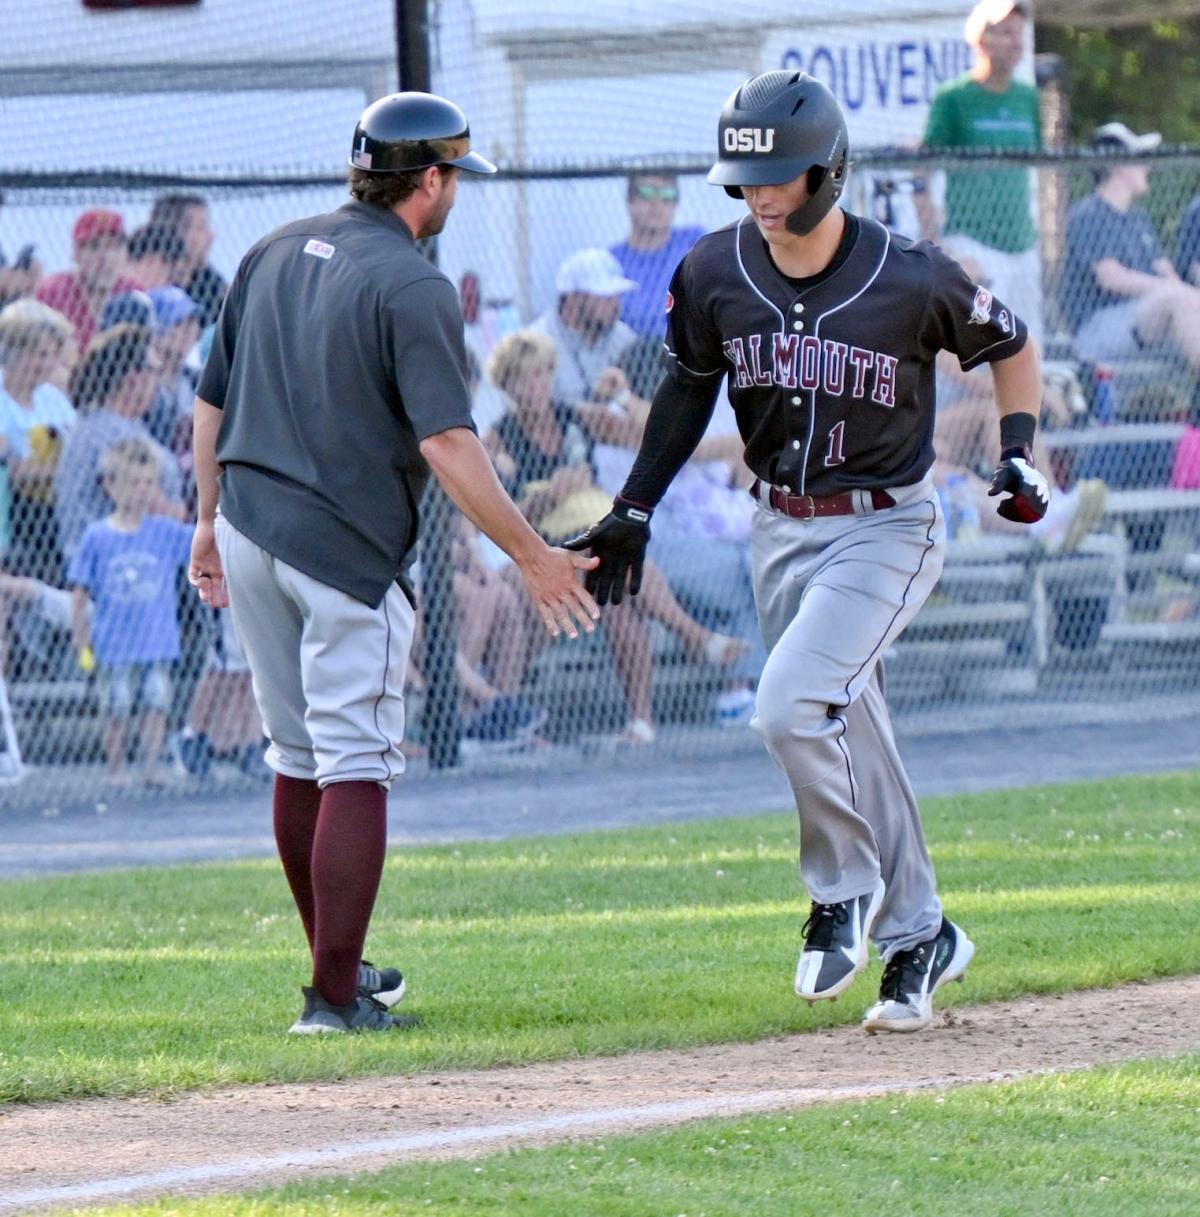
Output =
[
  {"x1": 794, "y1": 879, "x2": 885, "y2": 1001},
  {"x1": 861, "y1": 918, "x2": 974, "y2": 1034}
]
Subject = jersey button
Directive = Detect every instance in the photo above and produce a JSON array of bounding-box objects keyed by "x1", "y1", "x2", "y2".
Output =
[
  {"x1": 791, "y1": 395, "x2": 802, "y2": 405},
  {"x1": 793, "y1": 302, "x2": 805, "y2": 313},
  {"x1": 791, "y1": 439, "x2": 801, "y2": 450},
  {"x1": 781, "y1": 485, "x2": 792, "y2": 493},
  {"x1": 792, "y1": 320, "x2": 804, "y2": 331}
]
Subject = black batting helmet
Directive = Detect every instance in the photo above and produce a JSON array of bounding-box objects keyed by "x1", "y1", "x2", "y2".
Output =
[
  {"x1": 708, "y1": 71, "x2": 849, "y2": 235},
  {"x1": 350, "y1": 92, "x2": 497, "y2": 176}
]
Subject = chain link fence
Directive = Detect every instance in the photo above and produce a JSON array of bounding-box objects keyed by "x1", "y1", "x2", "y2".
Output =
[{"x1": 1, "y1": 1, "x2": 1198, "y2": 807}]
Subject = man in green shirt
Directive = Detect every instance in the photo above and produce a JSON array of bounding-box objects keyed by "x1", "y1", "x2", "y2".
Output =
[{"x1": 917, "y1": 0, "x2": 1043, "y2": 342}]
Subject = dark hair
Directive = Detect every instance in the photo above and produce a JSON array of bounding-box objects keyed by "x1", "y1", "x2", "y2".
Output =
[
  {"x1": 149, "y1": 193, "x2": 208, "y2": 227},
  {"x1": 128, "y1": 222, "x2": 186, "y2": 264},
  {"x1": 626, "y1": 172, "x2": 678, "y2": 201},
  {"x1": 348, "y1": 165, "x2": 433, "y2": 209},
  {"x1": 69, "y1": 323, "x2": 153, "y2": 408}
]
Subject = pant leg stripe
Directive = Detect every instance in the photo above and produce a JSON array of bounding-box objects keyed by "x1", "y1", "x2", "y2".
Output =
[
  {"x1": 369, "y1": 593, "x2": 395, "y2": 778},
  {"x1": 833, "y1": 496, "x2": 940, "y2": 713}
]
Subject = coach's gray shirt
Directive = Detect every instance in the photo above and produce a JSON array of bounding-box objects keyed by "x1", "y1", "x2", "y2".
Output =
[{"x1": 198, "y1": 200, "x2": 475, "y2": 607}]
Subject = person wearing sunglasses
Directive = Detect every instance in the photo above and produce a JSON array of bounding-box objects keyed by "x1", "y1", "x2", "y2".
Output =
[{"x1": 609, "y1": 174, "x2": 705, "y2": 342}]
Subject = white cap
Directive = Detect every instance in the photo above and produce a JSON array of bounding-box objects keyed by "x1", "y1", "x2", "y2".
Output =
[
  {"x1": 554, "y1": 248, "x2": 638, "y2": 296},
  {"x1": 1092, "y1": 121, "x2": 1163, "y2": 155},
  {"x1": 965, "y1": 0, "x2": 1027, "y2": 47}
]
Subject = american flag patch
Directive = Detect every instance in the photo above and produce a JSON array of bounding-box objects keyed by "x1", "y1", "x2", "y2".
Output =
[
  {"x1": 351, "y1": 149, "x2": 373, "y2": 169},
  {"x1": 303, "y1": 239, "x2": 335, "y2": 260}
]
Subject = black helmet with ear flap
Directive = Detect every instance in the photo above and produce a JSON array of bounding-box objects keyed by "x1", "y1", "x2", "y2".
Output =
[{"x1": 707, "y1": 71, "x2": 850, "y2": 235}]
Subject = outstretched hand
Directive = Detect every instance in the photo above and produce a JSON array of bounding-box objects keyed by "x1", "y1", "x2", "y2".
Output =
[
  {"x1": 519, "y1": 545, "x2": 600, "y2": 640},
  {"x1": 563, "y1": 503, "x2": 651, "y2": 606}
]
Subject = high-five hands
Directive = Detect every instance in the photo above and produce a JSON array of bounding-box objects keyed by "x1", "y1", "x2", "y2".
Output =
[{"x1": 563, "y1": 500, "x2": 651, "y2": 606}]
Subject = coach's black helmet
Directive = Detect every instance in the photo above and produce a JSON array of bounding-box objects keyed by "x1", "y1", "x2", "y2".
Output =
[
  {"x1": 708, "y1": 70, "x2": 849, "y2": 235},
  {"x1": 349, "y1": 91, "x2": 497, "y2": 176}
]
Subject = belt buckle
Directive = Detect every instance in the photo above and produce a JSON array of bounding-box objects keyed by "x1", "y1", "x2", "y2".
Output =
[{"x1": 793, "y1": 493, "x2": 816, "y2": 521}]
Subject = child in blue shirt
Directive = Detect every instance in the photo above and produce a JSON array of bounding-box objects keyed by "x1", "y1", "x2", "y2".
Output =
[{"x1": 68, "y1": 437, "x2": 192, "y2": 784}]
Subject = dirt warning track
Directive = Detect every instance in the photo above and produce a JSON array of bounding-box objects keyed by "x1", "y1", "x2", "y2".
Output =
[{"x1": 2, "y1": 976, "x2": 1197, "y2": 1214}]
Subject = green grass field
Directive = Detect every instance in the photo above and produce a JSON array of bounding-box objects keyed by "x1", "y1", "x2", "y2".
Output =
[
  {"x1": 1, "y1": 771, "x2": 1198, "y2": 1104},
  {"x1": 78, "y1": 1056, "x2": 1200, "y2": 1217}
]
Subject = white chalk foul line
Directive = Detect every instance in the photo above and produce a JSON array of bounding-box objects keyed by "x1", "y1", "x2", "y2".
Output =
[{"x1": 1, "y1": 1071, "x2": 1019, "y2": 1211}]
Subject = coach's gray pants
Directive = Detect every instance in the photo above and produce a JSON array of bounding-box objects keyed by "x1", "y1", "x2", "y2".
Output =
[
  {"x1": 216, "y1": 514, "x2": 413, "y2": 788},
  {"x1": 750, "y1": 476, "x2": 945, "y2": 958}
]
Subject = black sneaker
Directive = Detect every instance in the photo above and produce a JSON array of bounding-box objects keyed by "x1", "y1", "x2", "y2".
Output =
[
  {"x1": 287, "y1": 986, "x2": 421, "y2": 1035},
  {"x1": 358, "y1": 960, "x2": 406, "y2": 1007},
  {"x1": 794, "y1": 878, "x2": 885, "y2": 1001},
  {"x1": 862, "y1": 918, "x2": 974, "y2": 1034}
]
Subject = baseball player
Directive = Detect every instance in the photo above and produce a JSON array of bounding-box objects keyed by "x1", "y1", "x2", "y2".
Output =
[
  {"x1": 189, "y1": 92, "x2": 599, "y2": 1035},
  {"x1": 568, "y1": 71, "x2": 1049, "y2": 1033}
]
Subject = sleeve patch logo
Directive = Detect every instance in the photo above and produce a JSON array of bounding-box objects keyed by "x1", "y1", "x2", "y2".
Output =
[
  {"x1": 665, "y1": 290, "x2": 674, "y2": 313},
  {"x1": 968, "y1": 286, "x2": 993, "y2": 326},
  {"x1": 303, "y1": 239, "x2": 335, "y2": 260}
]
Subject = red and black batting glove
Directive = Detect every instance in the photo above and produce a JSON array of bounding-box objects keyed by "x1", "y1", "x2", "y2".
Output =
[
  {"x1": 987, "y1": 445, "x2": 1051, "y2": 524},
  {"x1": 563, "y1": 498, "x2": 651, "y2": 606}
]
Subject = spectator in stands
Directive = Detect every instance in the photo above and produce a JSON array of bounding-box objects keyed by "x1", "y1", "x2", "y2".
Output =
[
  {"x1": 1064, "y1": 122, "x2": 1200, "y2": 374},
  {"x1": 37, "y1": 209, "x2": 141, "y2": 354},
  {"x1": 149, "y1": 194, "x2": 226, "y2": 327},
  {"x1": 98, "y1": 289, "x2": 157, "y2": 335},
  {"x1": 917, "y1": 0, "x2": 1042, "y2": 342},
  {"x1": 484, "y1": 328, "x2": 745, "y2": 744},
  {"x1": 1175, "y1": 194, "x2": 1200, "y2": 287},
  {"x1": 532, "y1": 248, "x2": 639, "y2": 405},
  {"x1": 933, "y1": 348, "x2": 1107, "y2": 552},
  {"x1": 531, "y1": 249, "x2": 657, "y2": 533},
  {"x1": 587, "y1": 343, "x2": 765, "y2": 725},
  {"x1": 0, "y1": 189, "x2": 42, "y2": 309},
  {"x1": 0, "y1": 566, "x2": 76, "y2": 679},
  {"x1": 532, "y1": 278, "x2": 767, "y2": 725},
  {"x1": 145, "y1": 285, "x2": 201, "y2": 457},
  {"x1": 459, "y1": 274, "x2": 513, "y2": 434},
  {"x1": 175, "y1": 607, "x2": 266, "y2": 781},
  {"x1": 127, "y1": 222, "x2": 186, "y2": 293},
  {"x1": 0, "y1": 301, "x2": 78, "y2": 582},
  {"x1": 55, "y1": 323, "x2": 184, "y2": 564},
  {"x1": 609, "y1": 174, "x2": 705, "y2": 341},
  {"x1": 143, "y1": 285, "x2": 209, "y2": 764},
  {"x1": 406, "y1": 521, "x2": 549, "y2": 757},
  {"x1": 68, "y1": 437, "x2": 193, "y2": 786}
]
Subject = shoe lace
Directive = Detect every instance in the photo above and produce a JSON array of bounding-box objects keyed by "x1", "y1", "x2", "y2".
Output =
[
  {"x1": 358, "y1": 993, "x2": 391, "y2": 1028},
  {"x1": 801, "y1": 901, "x2": 849, "y2": 950},
  {"x1": 878, "y1": 943, "x2": 930, "y2": 1003}
]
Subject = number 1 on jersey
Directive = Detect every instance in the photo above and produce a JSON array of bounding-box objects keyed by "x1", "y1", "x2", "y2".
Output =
[{"x1": 825, "y1": 420, "x2": 846, "y2": 467}]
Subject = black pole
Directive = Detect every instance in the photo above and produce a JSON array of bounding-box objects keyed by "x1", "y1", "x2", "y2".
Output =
[
  {"x1": 396, "y1": 0, "x2": 431, "y2": 97},
  {"x1": 397, "y1": 0, "x2": 462, "y2": 769}
]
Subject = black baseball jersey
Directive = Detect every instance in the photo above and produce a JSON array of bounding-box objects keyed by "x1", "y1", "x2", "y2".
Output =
[{"x1": 664, "y1": 214, "x2": 1027, "y2": 496}]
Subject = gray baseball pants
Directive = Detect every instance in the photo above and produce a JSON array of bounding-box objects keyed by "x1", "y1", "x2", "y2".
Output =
[
  {"x1": 749, "y1": 474, "x2": 946, "y2": 958},
  {"x1": 215, "y1": 514, "x2": 413, "y2": 788}
]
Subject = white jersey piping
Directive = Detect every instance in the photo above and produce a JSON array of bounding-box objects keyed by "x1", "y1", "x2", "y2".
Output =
[{"x1": 803, "y1": 220, "x2": 891, "y2": 495}]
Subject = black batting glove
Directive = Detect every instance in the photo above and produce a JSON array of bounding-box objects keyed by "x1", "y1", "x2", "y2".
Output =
[
  {"x1": 562, "y1": 499, "x2": 651, "y2": 606},
  {"x1": 987, "y1": 445, "x2": 1051, "y2": 524}
]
